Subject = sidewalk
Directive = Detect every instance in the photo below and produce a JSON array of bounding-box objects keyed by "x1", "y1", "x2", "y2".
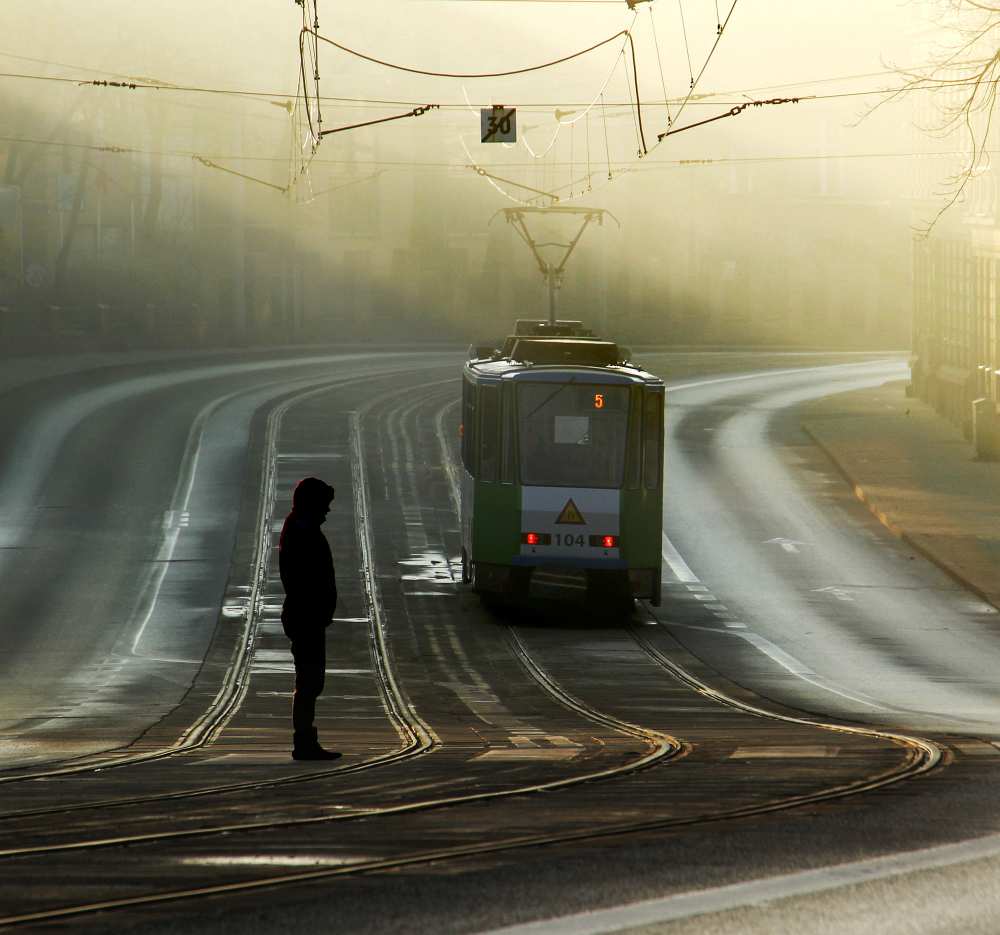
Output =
[{"x1": 801, "y1": 380, "x2": 1000, "y2": 610}]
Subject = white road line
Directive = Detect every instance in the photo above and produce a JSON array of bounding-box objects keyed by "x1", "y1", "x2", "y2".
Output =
[
  {"x1": 665, "y1": 359, "x2": 905, "y2": 395},
  {"x1": 479, "y1": 832, "x2": 1000, "y2": 935},
  {"x1": 660, "y1": 532, "x2": 698, "y2": 583},
  {"x1": 738, "y1": 631, "x2": 814, "y2": 677},
  {"x1": 660, "y1": 531, "x2": 885, "y2": 711},
  {"x1": 131, "y1": 392, "x2": 230, "y2": 656}
]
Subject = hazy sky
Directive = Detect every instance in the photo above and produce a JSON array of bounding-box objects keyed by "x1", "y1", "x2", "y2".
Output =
[{"x1": 3, "y1": 2, "x2": 933, "y2": 140}]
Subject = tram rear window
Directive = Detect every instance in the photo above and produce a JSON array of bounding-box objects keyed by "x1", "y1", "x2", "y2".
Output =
[{"x1": 517, "y1": 383, "x2": 628, "y2": 488}]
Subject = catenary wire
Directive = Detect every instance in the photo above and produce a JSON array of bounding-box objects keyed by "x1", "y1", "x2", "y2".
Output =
[
  {"x1": 308, "y1": 26, "x2": 630, "y2": 79},
  {"x1": 649, "y1": 4, "x2": 674, "y2": 127}
]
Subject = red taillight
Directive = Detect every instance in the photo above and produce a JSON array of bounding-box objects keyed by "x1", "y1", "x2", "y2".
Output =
[
  {"x1": 589, "y1": 534, "x2": 619, "y2": 548},
  {"x1": 522, "y1": 532, "x2": 551, "y2": 546}
]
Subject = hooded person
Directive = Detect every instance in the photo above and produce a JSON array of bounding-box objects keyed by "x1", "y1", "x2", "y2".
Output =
[{"x1": 279, "y1": 476, "x2": 341, "y2": 761}]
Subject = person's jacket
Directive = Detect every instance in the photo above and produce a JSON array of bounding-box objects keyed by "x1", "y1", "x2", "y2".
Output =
[{"x1": 279, "y1": 512, "x2": 337, "y2": 631}]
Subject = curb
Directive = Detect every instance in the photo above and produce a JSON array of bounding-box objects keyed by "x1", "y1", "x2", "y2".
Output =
[{"x1": 801, "y1": 422, "x2": 1000, "y2": 614}]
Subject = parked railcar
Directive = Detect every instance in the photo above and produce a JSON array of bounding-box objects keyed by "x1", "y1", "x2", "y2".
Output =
[{"x1": 459, "y1": 329, "x2": 664, "y2": 605}]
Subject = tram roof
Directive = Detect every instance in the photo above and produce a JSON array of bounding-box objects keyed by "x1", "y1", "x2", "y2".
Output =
[{"x1": 464, "y1": 357, "x2": 662, "y2": 386}]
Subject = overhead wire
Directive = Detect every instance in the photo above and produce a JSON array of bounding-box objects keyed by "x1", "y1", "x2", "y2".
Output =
[
  {"x1": 622, "y1": 49, "x2": 643, "y2": 156},
  {"x1": 601, "y1": 93, "x2": 612, "y2": 180},
  {"x1": 0, "y1": 76, "x2": 967, "y2": 166},
  {"x1": 290, "y1": 0, "x2": 324, "y2": 199},
  {"x1": 308, "y1": 27, "x2": 631, "y2": 79},
  {"x1": 649, "y1": 4, "x2": 673, "y2": 127},
  {"x1": 658, "y1": 96, "x2": 800, "y2": 142},
  {"x1": 457, "y1": 12, "x2": 645, "y2": 206},
  {"x1": 320, "y1": 103, "x2": 439, "y2": 137},
  {"x1": 677, "y1": 0, "x2": 694, "y2": 88},
  {"x1": 309, "y1": 169, "x2": 385, "y2": 198},
  {"x1": 0, "y1": 130, "x2": 980, "y2": 170},
  {"x1": 626, "y1": 30, "x2": 647, "y2": 154},
  {"x1": 191, "y1": 155, "x2": 289, "y2": 193},
  {"x1": 514, "y1": 11, "x2": 637, "y2": 161},
  {"x1": 0, "y1": 6, "x2": 971, "y2": 212},
  {"x1": 667, "y1": 0, "x2": 741, "y2": 132},
  {"x1": 1, "y1": 61, "x2": 974, "y2": 111}
]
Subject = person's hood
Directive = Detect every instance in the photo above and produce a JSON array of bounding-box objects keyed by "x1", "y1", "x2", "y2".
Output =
[{"x1": 291, "y1": 477, "x2": 335, "y2": 519}]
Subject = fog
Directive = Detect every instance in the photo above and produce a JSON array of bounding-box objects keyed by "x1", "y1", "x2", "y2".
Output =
[{"x1": 0, "y1": 1, "x2": 969, "y2": 352}]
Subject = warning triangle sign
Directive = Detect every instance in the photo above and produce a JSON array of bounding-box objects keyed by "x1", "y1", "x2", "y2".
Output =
[{"x1": 555, "y1": 498, "x2": 586, "y2": 525}]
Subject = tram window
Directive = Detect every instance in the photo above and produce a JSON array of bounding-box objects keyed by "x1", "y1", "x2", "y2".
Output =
[
  {"x1": 518, "y1": 383, "x2": 628, "y2": 488},
  {"x1": 500, "y1": 383, "x2": 516, "y2": 484},
  {"x1": 553, "y1": 416, "x2": 589, "y2": 444},
  {"x1": 479, "y1": 385, "x2": 500, "y2": 482},
  {"x1": 625, "y1": 387, "x2": 642, "y2": 490},
  {"x1": 643, "y1": 391, "x2": 663, "y2": 489},
  {"x1": 462, "y1": 378, "x2": 475, "y2": 471}
]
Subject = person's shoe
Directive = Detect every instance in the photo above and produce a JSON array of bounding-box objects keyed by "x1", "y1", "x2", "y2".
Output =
[{"x1": 292, "y1": 728, "x2": 342, "y2": 761}]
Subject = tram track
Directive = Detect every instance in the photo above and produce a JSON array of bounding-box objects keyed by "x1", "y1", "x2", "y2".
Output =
[
  {"x1": 0, "y1": 368, "x2": 948, "y2": 929},
  {"x1": 0, "y1": 375, "x2": 332, "y2": 787},
  {"x1": 0, "y1": 371, "x2": 450, "y2": 825},
  {"x1": 0, "y1": 364, "x2": 449, "y2": 800},
  {"x1": 427, "y1": 382, "x2": 944, "y2": 792},
  {"x1": 0, "y1": 379, "x2": 682, "y2": 862}
]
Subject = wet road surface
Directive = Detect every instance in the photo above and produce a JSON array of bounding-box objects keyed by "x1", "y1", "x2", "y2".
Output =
[{"x1": 1, "y1": 350, "x2": 999, "y2": 933}]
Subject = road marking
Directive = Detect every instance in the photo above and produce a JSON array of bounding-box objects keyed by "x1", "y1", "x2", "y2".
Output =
[
  {"x1": 765, "y1": 536, "x2": 804, "y2": 554},
  {"x1": 665, "y1": 360, "x2": 906, "y2": 395},
  {"x1": 473, "y1": 749, "x2": 579, "y2": 762},
  {"x1": 660, "y1": 532, "x2": 886, "y2": 711},
  {"x1": 731, "y1": 745, "x2": 839, "y2": 758},
  {"x1": 548, "y1": 736, "x2": 582, "y2": 748},
  {"x1": 180, "y1": 854, "x2": 366, "y2": 867},
  {"x1": 952, "y1": 741, "x2": 1000, "y2": 756},
  {"x1": 479, "y1": 831, "x2": 1000, "y2": 935},
  {"x1": 132, "y1": 394, "x2": 228, "y2": 656},
  {"x1": 738, "y1": 631, "x2": 814, "y2": 677},
  {"x1": 661, "y1": 532, "x2": 698, "y2": 583},
  {"x1": 812, "y1": 586, "x2": 855, "y2": 602}
]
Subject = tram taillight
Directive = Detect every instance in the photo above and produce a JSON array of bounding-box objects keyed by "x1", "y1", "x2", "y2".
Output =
[
  {"x1": 588, "y1": 534, "x2": 618, "y2": 548},
  {"x1": 522, "y1": 532, "x2": 551, "y2": 546}
]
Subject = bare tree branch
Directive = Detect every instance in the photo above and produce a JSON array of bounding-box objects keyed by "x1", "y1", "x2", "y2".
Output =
[{"x1": 889, "y1": 1, "x2": 1000, "y2": 234}]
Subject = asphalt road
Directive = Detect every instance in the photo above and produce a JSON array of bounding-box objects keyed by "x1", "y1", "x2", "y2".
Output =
[
  {"x1": 656, "y1": 358, "x2": 1000, "y2": 736},
  {"x1": 2, "y1": 350, "x2": 1000, "y2": 935},
  {"x1": 0, "y1": 351, "x2": 454, "y2": 769}
]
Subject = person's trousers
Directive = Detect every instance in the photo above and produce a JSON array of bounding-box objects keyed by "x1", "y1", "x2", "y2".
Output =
[{"x1": 288, "y1": 628, "x2": 326, "y2": 734}]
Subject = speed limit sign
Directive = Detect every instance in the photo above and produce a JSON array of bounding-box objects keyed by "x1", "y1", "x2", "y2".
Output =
[{"x1": 481, "y1": 106, "x2": 516, "y2": 143}]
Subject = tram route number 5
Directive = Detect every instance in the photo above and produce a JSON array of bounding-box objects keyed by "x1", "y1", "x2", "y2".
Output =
[{"x1": 481, "y1": 106, "x2": 517, "y2": 143}]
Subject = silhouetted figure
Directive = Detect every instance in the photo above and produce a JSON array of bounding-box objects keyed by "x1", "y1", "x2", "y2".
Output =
[{"x1": 279, "y1": 476, "x2": 341, "y2": 761}]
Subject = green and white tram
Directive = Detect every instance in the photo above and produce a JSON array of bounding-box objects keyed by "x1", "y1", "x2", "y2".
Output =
[{"x1": 459, "y1": 330, "x2": 664, "y2": 605}]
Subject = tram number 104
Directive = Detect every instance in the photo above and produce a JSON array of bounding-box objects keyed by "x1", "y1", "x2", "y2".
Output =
[{"x1": 554, "y1": 533, "x2": 586, "y2": 547}]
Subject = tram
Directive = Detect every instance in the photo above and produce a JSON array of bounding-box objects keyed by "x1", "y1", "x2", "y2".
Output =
[{"x1": 459, "y1": 322, "x2": 664, "y2": 605}]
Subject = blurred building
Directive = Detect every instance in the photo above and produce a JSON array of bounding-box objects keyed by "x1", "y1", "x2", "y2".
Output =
[
  {"x1": 909, "y1": 99, "x2": 1000, "y2": 455},
  {"x1": 0, "y1": 83, "x2": 918, "y2": 354},
  {"x1": 604, "y1": 112, "x2": 913, "y2": 349}
]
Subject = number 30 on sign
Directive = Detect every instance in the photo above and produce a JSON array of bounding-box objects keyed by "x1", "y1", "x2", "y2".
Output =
[{"x1": 481, "y1": 106, "x2": 516, "y2": 143}]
